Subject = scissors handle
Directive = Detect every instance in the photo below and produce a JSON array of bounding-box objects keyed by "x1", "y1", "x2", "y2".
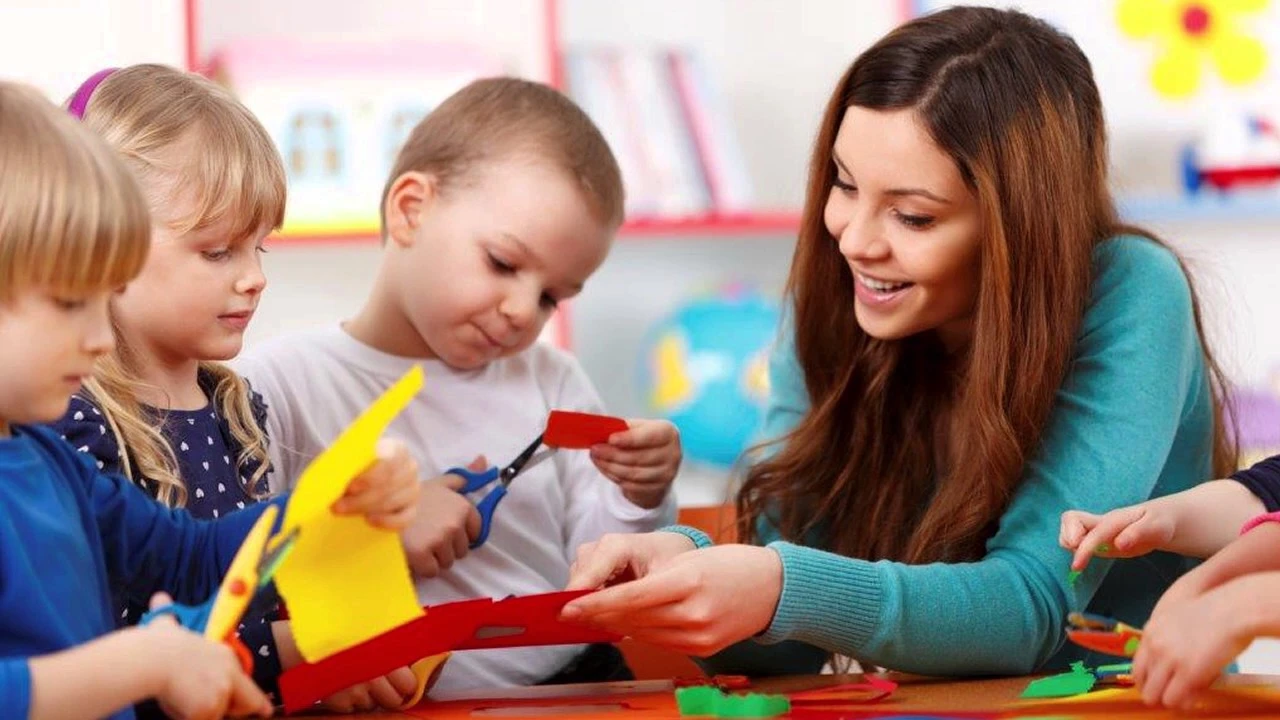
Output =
[
  {"x1": 446, "y1": 465, "x2": 500, "y2": 494},
  {"x1": 141, "y1": 597, "x2": 213, "y2": 633},
  {"x1": 470, "y1": 483, "x2": 508, "y2": 549},
  {"x1": 141, "y1": 598, "x2": 255, "y2": 673}
]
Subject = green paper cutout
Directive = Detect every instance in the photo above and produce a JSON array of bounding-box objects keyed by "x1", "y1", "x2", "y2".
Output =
[
  {"x1": 675, "y1": 687, "x2": 791, "y2": 718},
  {"x1": 1021, "y1": 661, "x2": 1098, "y2": 698},
  {"x1": 1066, "y1": 569, "x2": 1081, "y2": 586}
]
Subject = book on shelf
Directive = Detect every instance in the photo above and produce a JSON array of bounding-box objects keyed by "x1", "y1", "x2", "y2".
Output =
[{"x1": 563, "y1": 46, "x2": 754, "y2": 221}]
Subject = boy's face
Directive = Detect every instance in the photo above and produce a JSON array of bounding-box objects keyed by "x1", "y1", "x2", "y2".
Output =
[
  {"x1": 387, "y1": 158, "x2": 614, "y2": 370},
  {"x1": 0, "y1": 287, "x2": 114, "y2": 428}
]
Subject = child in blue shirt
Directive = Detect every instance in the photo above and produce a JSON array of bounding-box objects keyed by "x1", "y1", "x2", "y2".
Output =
[{"x1": 0, "y1": 80, "x2": 420, "y2": 720}]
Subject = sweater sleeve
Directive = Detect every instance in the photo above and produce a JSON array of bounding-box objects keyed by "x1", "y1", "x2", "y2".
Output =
[
  {"x1": 0, "y1": 659, "x2": 30, "y2": 720},
  {"x1": 64, "y1": 437, "x2": 288, "y2": 607},
  {"x1": 1231, "y1": 455, "x2": 1280, "y2": 513},
  {"x1": 748, "y1": 239, "x2": 1210, "y2": 675}
]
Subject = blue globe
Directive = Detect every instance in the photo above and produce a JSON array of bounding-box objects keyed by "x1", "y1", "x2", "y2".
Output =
[{"x1": 638, "y1": 285, "x2": 781, "y2": 468}]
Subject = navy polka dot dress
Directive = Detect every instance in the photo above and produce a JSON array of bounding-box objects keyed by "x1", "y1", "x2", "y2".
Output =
[{"x1": 48, "y1": 372, "x2": 283, "y2": 698}]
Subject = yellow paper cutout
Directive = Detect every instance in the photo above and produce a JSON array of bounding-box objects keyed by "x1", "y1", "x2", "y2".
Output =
[
  {"x1": 400, "y1": 652, "x2": 451, "y2": 709},
  {"x1": 206, "y1": 504, "x2": 278, "y2": 642},
  {"x1": 1117, "y1": 0, "x2": 1270, "y2": 99},
  {"x1": 274, "y1": 366, "x2": 425, "y2": 662},
  {"x1": 1016, "y1": 683, "x2": 1280, "y2": 710}
]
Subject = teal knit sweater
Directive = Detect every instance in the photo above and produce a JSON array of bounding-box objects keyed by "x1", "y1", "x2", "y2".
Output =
[{"x1": 669, "y1": 236, "x2": 1215, "y2": 676}]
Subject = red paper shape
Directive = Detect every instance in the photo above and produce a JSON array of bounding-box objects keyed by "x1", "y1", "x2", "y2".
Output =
[
  {"x1": 789, "y1": 674, "x2": 897, "y2": 705},
  {"x1": 1067, "y1": 629, "x2": 1140, "y2": 657},
  {"x1": 544, "y1": 410, "x2": 628, "y2": 449},
  {"x1": 279, "y1": 590, "x2": 620, "y2": 713}
]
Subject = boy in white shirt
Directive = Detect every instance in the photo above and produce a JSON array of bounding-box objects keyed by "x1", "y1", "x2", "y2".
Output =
[{"x1": 237, "y1": 77, "x2": 681, "y2": 693}]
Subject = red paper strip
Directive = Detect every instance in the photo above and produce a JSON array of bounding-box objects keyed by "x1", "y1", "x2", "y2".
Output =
[
  {"x1": 544, "y1": 410, "x2": 628, "y2": 449},
  {"x1": 1067, "y1": 629, "x2": 1140, "y2": 657},
  {"x1": 789, "y1": 674, "x2": 898, "y2": 705},
  {"x1": 279, "y1": 590, "x2": 620, "y2": 713}
]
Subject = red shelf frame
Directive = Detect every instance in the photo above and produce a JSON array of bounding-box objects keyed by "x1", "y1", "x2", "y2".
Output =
[
  {"x1": 268, "y1": 212, "x2": 800, "y2": 246},
  {"x1": 618, "y1": 212, "x2": 800, "y2": 237}
]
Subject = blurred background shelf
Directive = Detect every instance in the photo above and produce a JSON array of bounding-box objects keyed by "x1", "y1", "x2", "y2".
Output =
[{"x1": 1119, "y1": 192, "x2": 1280, "y2": 224}]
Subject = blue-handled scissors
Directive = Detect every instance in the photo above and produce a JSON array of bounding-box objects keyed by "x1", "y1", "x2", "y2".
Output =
[{"x1": 447, "y1": 434, "x2": 555, "y2": 549}]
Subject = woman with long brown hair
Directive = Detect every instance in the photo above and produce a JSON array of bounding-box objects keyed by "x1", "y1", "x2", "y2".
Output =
[{"x1": 561, "y1": 6, "x2": 1234, "y2": 676}]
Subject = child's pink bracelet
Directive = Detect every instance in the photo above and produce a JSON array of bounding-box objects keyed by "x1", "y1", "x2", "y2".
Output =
[{"x1": 1240, "y1": 510, "x2": 1280, "y2": 535}]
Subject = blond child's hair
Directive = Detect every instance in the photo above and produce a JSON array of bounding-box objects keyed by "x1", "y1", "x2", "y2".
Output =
[
  {"x1": 74, "y1": 64, "x2": 285, "y2": 507},
  {"x1": 380, "y1": 77, "x2": 625, "y2": 240},
  {"x1": 0, "y1": 82, "x2": 149, "y2": 303}
]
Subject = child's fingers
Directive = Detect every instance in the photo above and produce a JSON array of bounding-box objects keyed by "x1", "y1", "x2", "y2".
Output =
[
  {"x1": 440, "y1": 473, "x2": 468, "y2": 492},
  {"x1": 1071, "y1": 508, "x2": 1141, "y2": 570},
  {"x1": 591, "y1": 445, "x2": 672, "y2": 467},
  {"x1": 463, "y1": 506, "x2": 482, "y2": 541},
  {"x1": 1058, "y1": 510, "x2": 1096, "y2": 549},
  {"x1": 1142, "y1": 661, "x2": 1171, "y2": 707},
  {"x1": 149, "y1": 591, "x2": 175, "y2": 611},
  {"x1": 369, "y1": 503, "x2": 419, "y2": 531},
  {"x1": 385, "y1": 666, "x2": 419, "y2": 697},
  {"x1": 593, "y1": 458, "x2": 669, "y2": 485},
  {"x1": 1113, "y1": 516, "x2": 1156, "y2": 553},
  {"x1": 452, "y1": 524, "x2": 471, "y2": 559},
  {"x1": 1072, "y1": 526, "x2": 1112, "y2": 571},
  {"x1": 228, "y1": 664, "x2": 274, "y2": 717},
  {"x1": 607, "y1": 420, "x2": 677, "y2": 450},
  {"x1": 337, "y1": 472, "x2": 420, "y2": 518},
  {"x1": 1163, "y1": 670, "x2": 1200, "y2": 713},
  {"x1": 367, "y1": 676, "x2": 408, "y2": 709}
]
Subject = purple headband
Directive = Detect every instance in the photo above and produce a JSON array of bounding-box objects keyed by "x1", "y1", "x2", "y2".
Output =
[{"x1": 67, "y1": 68, "x2": 118, "y2": 119}]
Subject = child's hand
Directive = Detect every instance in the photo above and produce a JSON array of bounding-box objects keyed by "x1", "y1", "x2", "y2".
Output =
[
  {"x1": 321, "y1": 666, "x2": 419, "y2": 712},
  {"x1": 272, "y1": 619, "x2": 417, "y2": 711},
  {"x1": 1059, "y1": 502, "x2": 1176, "y2": 571},
  {"x1": 401, "y1": 458, "x2": 485, "y2": 578},
  {"x1": 1133, "y1": 578, "x2": 1259, "y2": 710},
  {"x1": 144, "y1": 593, "x2": 273, "y2": 719},
  {"x1": 332, "y1": 439, "x2": 421, "y2": 529},
  {"x1": 589, "y1": 419, "x2": 681, "y2": 509}
]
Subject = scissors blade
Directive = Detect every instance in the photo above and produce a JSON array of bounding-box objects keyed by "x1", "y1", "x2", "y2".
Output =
[
  {"x1": 499, "y1": 434, "x2": 549, "y2": 484},
  {"x1": 256, "y1": 526, "x2": 299, "y2": 587},
  {"x1": 506, "y1": 448, "x2": 555, "y2": 484}
]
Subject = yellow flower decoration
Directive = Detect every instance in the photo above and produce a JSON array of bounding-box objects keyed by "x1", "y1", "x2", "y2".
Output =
[{"x1": 1117, "y1": 0, "x2": 1269, "y2": 98}]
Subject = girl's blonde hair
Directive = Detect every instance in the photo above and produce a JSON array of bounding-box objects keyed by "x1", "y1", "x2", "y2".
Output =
[
  {"x1": 75, "y1": 64, "x2": 286, "y2": 506},
  {"x1": 0, "y1": 82, "x2": 149, "y2": 303}
]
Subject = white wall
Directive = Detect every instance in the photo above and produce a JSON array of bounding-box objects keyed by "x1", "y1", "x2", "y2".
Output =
[{"x1": 0, "y1": 0, "x2": 184, "y2": 98}]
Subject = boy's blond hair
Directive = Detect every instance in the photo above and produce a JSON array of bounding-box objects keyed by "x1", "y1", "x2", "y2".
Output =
[
  {"x1": 380, "y1": 77, "x2": 625, "y2": 239},
  {"x1": 75, "y1": 64, "x2": 285, "y2": 507},
  {"x1": 0, "y1": 82, "x2": 149, "y2": 302}
]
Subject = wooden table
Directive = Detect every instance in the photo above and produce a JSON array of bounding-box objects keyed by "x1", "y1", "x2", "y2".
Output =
[{"x1": 291, "y1": 673, "x2": 1280, "y2": 719}]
